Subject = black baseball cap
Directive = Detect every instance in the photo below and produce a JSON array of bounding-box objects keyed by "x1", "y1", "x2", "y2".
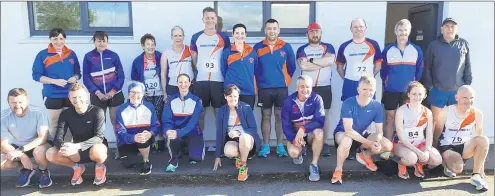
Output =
[{"x1": 442, "y1": 17, "x2": 457, "y2": 26}]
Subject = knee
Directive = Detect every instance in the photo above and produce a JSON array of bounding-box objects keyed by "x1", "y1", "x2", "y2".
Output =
[
  {"x1": 239, "y1": 134, "x2": 254, "y2": 149},
  {"x1": 473, "y1": 136, "x2": 489, "y2": 148},
  {"x1": 45, "y1": 147, "x2": 59, "y2": 162},
  {"x1": 262, "y1": 110, "x2": 271, "y2": 120},
  {"x1": 386, "y1": 113, "x2": 395, "y2": 121},
  {"x1": 429, "y1": 154, "x2": 443, "y2": 167},
  {"x1": 274, "y1": 109, "x2": 281, "y2": 118},
  {"x1": 337, "y1": 137, "x2": 353, "y2": 153},
  {"x1": 312, "y1": 129, "x2": 324, "y2": 141},
  {"x1": 33, "y1": 145, "x2": 49, "y2": 159},
  {"x1": 90, "y1": 144, "x2": 108, "y2": 159},
  {"x1": 381, "y1": 139, "x2": 393, "y2": 152},
  {"x1": 402, "y1": 153, "x2": 418, "y2": 166},
  {"x1": 450, "y1": 164, "x2": 464, "y2": 174},
  {"x1": 223, "y1": 146, "x2": 238, "y2": 158},
  {"x1": 288, "y1": 147, "x2": 300, "y2": 158}
]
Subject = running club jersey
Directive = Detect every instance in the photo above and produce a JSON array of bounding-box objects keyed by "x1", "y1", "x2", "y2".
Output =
[
  {"x1": 190, "y1": 31, "x2": 230, "y2": 82},
  {"x1": 166, "y1": 45, "x2": 194, "y2": 86},
  {"x1": 336, "y1": 38, "x2": 383, "y2": 81},
  {"x1": 228, "y1": 115, "x2": 244, "y2": 134},
  {"x1": 439, "y1": 105, "x2": 476, "y2": 146},
  {"x1": 334, "y1": 96, "x2": 384, "y2": 136},
  {"x1": 143, "y1": 58, "x2": 162, "y2": 96},
  {"x1": 296, "y1": 42, "x2": 336, "y2": 87},
  {"x1": 394, "y1": 104, "x2": 428, "y2": 146}
]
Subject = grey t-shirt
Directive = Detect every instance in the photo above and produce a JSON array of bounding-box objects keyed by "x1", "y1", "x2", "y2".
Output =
[{"x1": 1, "y1": 105, "x2": 50, "y2": 146}]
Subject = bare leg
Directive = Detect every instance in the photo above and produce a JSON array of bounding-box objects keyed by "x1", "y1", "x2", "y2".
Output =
[
  {"x1": 238, "y1": 134, "x2": 254, "y2": 162},
  {"x1": 261, "y1": 108, "x2": 272, "y2": 144},
  {"x1": 89, "y1": 144, "x2": 108, "y2": 165},
  {"x1": 274, "y1": 107, "x2": 284, "y2": 144},
  {"x1": 311, "y1": 129, "x2": 324, "y2": 165},
  {"x1": 462, "y1": 136, "x2": 489, "y2": 174},
  {"x1": 335, "y1": 132, "x2": 353, "y2": 171},
  {"x1": 385, "y1": 110, "x2": 396, "y2": 141},
  {"x1": 430, "y1": 105, "x2": 444, "y2": 147},
  {"x1": 32, "y1": 143, "x2": 51, "y2": 170}
]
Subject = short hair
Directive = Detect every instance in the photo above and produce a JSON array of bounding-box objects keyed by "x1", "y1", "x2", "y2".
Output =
[
  {"x1": 350, "y1": 18, "x2": 367, "y2": 29},
  {"x1": 128, "y1": 80, "x2": 146, "y2": 94},
  {"x1": 49, "y1": 28, "x2": 66, "y2": 39},
  {"x1": 265, "y1": 19, "x2": 279, "y2": 26},
  {"x1": 202, "y1": 7, "x2": 216, "y2": 15},
  {"x1": 404, "y1": 81, "x2": 426, "y2": 103},
  {"x1": 177, "y1": 73, "x2": 191, "y2": 82},
  {"x1": 69, "y1": 83, "x2": 89, "y2": 93},
  {"x1": 358, "y1": 75, "x2": 376, "y2": 87},
  {"x1": 140, "y1": 33, "x2": 156, "y2": 46},
  {"x1": 224, "y1": 84, "x2": 240, "y2": 96},
  {"x1": 7, "y1": 88, "x2": 28, "y2": 101},
  {"x1": 394, "y1": 19, "x2": 412, "y2": 33},
  {"x1": 233, "y1": 23, "x2": 247, "y2": 33},
  {"x1": 171, "y1": 26, "x2": 185, "y2": 37},
  {"x1": 297, "y1": 75, "x2": 313, "y2": 86},
  {"x1": 91, "y1": 31, "x2": 108, "y2": 42}
]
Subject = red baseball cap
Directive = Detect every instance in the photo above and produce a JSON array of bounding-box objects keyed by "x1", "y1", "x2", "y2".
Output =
[{"x1": 308, "y1": 22, "x2": 321, "y2": 31}]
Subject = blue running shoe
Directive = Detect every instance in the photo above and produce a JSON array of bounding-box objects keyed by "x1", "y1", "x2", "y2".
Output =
[
  {"x1": 276, "y1": 144, "x2": 288, "y2": 157},
  {"x1": 16, "y1": 168, "x2": 35, "y2": 188},
  {"x1": 39, "y1": 169, "x2": 52, "y2": 188},
  {"x1": 258, "y1": 144, "x2": 270, "y2": 158}
]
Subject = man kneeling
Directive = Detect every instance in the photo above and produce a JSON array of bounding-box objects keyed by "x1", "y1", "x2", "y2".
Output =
[
  {"x1": 331, "y1": 75, "x2": 393, "y2": 184},
  {"x1": 115, "y1": 81, "x2": 159, "y2": 175},
  {"x1": 162, "y1": 74, "x2": 204, "y2": 172},
  {"x1": 437, "y1": 85, "x2": 489, "y2": 191},
  {"x1": 46, "y1": 83, "x2": 108, "y2": 186},
  {"x1": 282, "y1": 75, "x2": 326, "y2": 182},
  {"x1": 1, "y1": 88, "x2": 52, "y2": 188}
]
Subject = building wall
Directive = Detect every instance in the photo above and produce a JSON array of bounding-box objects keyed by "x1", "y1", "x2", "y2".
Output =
[{"x1": 1, "y1": 2, "x2": 493, "y2": 147}]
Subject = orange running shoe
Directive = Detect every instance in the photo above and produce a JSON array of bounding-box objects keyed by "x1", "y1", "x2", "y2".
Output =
[
  {"x1": 398, "y1": 164, "x2": 410, "y2": 179},
  {"x1": 414, "y1": 163, "x2": 425, "y2": 178},
  {"x1": 331, "y1": 169, "x2": 343, "y2": 184},
  {"x1": 93, "y1": 164, "x2": 107, "y2": 185},
  {"x1": 356, "y1": 151, "x2": 377, "y2": 171},
  {"x1": 71, "y1": 164, "x2": 85, "y2": 186},
  {"x1": 238, "y1": 165, "x2": 248, "y2": 181}
]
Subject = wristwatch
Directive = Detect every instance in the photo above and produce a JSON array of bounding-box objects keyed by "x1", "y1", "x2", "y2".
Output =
[
  {"x1": 17, "y1": 146, "x2": 25, "y2": 153},
  {"x1": 309, "y1": 58, "x2": 314, "y2": 63}
]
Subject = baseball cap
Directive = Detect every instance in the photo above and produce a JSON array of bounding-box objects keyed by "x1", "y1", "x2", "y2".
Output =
[
  {"x1": 442, "y1": 17, "x2": 457, "y2": 26},
  {"x1": 308, "y1": 22, "x2": 321, "y2": 31}
]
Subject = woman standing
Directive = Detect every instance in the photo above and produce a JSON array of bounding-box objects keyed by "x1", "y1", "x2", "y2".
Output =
[
  {"x1": 131, "y1": 33, "x2": 164, "y2": 151},
  {"x1": 32, "y1": 28, "x2": 81, "y2": 140},
  {"x1": 83, "y1": 31, "x2": 125, "y2": 158},
  {"x1": 220, "y1": 24, "x2": 258, "y2": 109},
  {"x1": 160, "y1": 26, "x2": 194, "y2": 98},
  {"x1": 213, "y1": 84, "x2": 261, "y2": 181}
]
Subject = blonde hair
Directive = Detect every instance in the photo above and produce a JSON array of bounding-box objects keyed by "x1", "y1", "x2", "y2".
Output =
[
  {"x1": 358, "y1": 75, "x2": 376, "y2": 88},
  {"x1": 394, "y1": 19, "x2": 412, "y2": 34},
  {"x1": 69, "y1": 83, "x2": 89, "y2": 93}
]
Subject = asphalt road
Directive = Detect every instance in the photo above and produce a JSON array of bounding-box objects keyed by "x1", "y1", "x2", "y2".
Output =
[{"x1": 1, "y1": 173, "x2": 493, "y2": 196}]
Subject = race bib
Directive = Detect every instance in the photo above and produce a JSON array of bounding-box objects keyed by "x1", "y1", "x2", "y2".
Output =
[
  {"x1": 204, "y1": 59, "x2": 218, "y2": 72},
  {"x1": 451, "y1": 136, "x2": 470, "y2": 145},
  {"x1": 407, "y1": 131, "x2": 423, "y2": 139},
  {"x1": 145, "y1": 78, "x2": 160, "y2": 92}
]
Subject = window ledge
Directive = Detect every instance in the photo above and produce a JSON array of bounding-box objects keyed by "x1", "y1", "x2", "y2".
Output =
[{"x1": 18, "y1": 36, "x2": 139, "y2": 44}]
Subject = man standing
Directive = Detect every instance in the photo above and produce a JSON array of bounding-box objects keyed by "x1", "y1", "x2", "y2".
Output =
[
  {"x1": 296, "y1": 22, "x2": 336, "y2": 156},
  {"x1": 422, "y1": 18, "x2": 472, "y2": 146},
  {"x1": 254, "y1": 19, "x2": 296, "y2": 157},
  {"x1": 380, "y1": 19, "x2": 424, "y2": 142},
  {"x1": 1, "y1": 88, "x2": 52, "y2": 188},
  {"x1": 336, "y1": 18, "x2": 383, "y2": 102},
  {"x1": 190, "y1": 7, "x2": 231, "y2": 133}
]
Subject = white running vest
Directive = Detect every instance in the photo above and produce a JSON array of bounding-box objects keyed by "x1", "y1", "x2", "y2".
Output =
[
  {"x1": 166, "y1": 45, "x2": 194, "y2": 86},
  {"x1": 439, "y1": 105, "x2": 476, "y2": 146},
  {"x1": 399, "y1": 104, "x2": 427, "y2": 146}
]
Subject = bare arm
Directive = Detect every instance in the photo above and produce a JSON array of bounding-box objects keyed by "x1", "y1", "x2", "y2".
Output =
[
  {"x1": 344, "y1": 118, "x2": 372, "y2": 145},
  {"x1": 0, "y1": 138, "x2": 16, "y2": 153},
  {"x1": 191, "y1": 52, "x2": 198, "y2": 74},
  {"x1": 474, "y1": 109, "x2": 484, "y2": 136},
  {"x1": 374, "y1": 122, "x2": 384, "y2": 142},
  {"x1": 395, "y1": 107, "x2": 423, "y2": 153},
  {"x1": 160, "y1": 50, "x2": 168, "y2": 95},
  {"x1": 39, "y1": 76, "x2": 56, "y2": 84},
  {"x1": 312, "y1": 53, "x2": 336, "y2": 67},
  {"x1": 298, "y1": 58, "x2": 322, "y2": 71},
  {"x1": 374, "y1": 62, "x2": 382, "y2": 76},
  {"x1": 424, "y1": 109, "x2": 434, "y2": 151},
  {"x1": 20, "y1": 130, "x2": 48, "y2": 152},
  {"x1": 337, "y1": 64, "x2": 345, "y2": 80},
  {"x1": 434, "y1": 107, "x2": 448, "y2": 142}
]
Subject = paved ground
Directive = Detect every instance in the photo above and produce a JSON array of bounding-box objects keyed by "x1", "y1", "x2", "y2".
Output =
[
  {"x1": 1, "y1": 174, "x2": 493, "y2": 196},
  {"x1": 2, "y1": 145, "x2": 493, "y2": 178}
]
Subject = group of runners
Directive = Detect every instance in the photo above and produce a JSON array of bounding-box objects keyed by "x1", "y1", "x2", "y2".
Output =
[{"x1": 0, "y1": 6, "x2": 489, "y2": 192}]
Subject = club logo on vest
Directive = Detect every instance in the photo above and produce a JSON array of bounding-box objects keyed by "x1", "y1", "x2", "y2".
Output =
[
  {"x1": 69, "y1": 59, "x2": 75, "y2": 65},
  {"x1": 280, "y1": 51, "x2": 286, "y2": 57},
  {"x1": 249, "y1": 57, "x2": 254, "y2": 63}
]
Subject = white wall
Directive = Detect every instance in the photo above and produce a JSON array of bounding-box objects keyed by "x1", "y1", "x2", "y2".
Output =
[
  {"x1": 442, "y1": 2, "x2": 495, "y2": 142},
  {"x1": 1, "y1": 2, "x2": 493, "y2": 147}
]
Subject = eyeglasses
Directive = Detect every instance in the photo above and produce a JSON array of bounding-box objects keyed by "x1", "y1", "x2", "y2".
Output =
[{"x1": 129, "y1": 91, "x2": 143, "y2": 95}]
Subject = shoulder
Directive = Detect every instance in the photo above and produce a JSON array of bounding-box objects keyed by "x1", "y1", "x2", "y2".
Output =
[
  {"x1": 338, "y1": 40, "x2": 353, "y2": 50},
  {"x1": 191, "y1": 31, "x2": 204, "y2": 40},
  {"x1": 253, "y1": 41, "x2": 264, "y2": 49},
  {"x1": 1, "y1": 109, "x2": 13, "y2": 121}
]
